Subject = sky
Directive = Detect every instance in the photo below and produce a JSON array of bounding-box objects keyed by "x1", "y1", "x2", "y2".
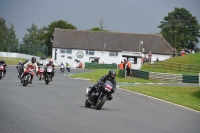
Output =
[{"x1": 0, "y1": 0, "x2": 200, "y2": 46}]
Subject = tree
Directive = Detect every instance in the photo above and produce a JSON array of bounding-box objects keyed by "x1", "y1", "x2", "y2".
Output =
[
  {"x1": 44, "y1": 20, "x2": 77, "y2": 56},
  {"x1": 158, "y1": 7, "x2": 200, "y2": 50},
  {"x1": 89, "y1": 18, "x2": 109, "y2": 31},
  {"x1": 0, "y1": 18, "x2": 7, "y2": 51},
  {"x1": 22, "y1": 23, "x2": 46, "y2": 56},
  {"x1": 6, "y1": 24, "x2": 19, "y2": 52},
  {"x1": 89, "y1": 27, "x2": 107, "y2": 31},
  {"x1": 0, "y1": 18, "x2": 19, "y2": 52}
]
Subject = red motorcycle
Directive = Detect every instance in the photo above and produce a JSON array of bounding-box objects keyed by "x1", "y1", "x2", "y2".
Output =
[
  {"x1": 37, "y1": 66, "x2": 45, "y2": 80},
  {"x1": 0, "y1": 64, "x2": 5, "y2": 80}
]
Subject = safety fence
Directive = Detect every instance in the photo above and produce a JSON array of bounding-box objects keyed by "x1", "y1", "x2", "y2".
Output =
[
  {"x1": 85, "y1": 62, "x2": 117, "y2": 69},
  {"x1": 148, "y1": 61, "x2": 200, "y2": 73},
  {"x1": 129, "y1": 69, "x2": 199, "y2": 83}
]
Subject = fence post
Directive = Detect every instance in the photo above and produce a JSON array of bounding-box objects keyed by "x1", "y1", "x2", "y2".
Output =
[{"x1": 199, "y1": 73, "x2": 200, "y2": 87}]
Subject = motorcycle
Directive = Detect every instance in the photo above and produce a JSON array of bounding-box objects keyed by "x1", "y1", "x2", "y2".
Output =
[
  {"x1": 38, "y1": 66, "x2": 45, "y2": 80},
  {"x1": 85, "y1": 80, "x2": 114, "y2": 110},
  {"x1": 0, "y1": 64, "x2": 5, "y2": 80},
  {"x1": 22, "y1": 68, "x2": 35, "y2": 86},
  {"x1": 44, "y1": 66, "x2": 53, "y2": 84},
  {"x1": 17, "y1": 64, "x2": 23, "y2": 79},
  {"x1": 60, "y1": 65, "x2": 65, "y2": 73},
  {"x1": 66, "y1": 66, "x2": 70, "y2": 72}
]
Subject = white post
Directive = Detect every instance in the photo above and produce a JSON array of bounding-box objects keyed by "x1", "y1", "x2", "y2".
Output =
[{"x1": 199, "y1": 73, "x2": 200, "y2": 86}]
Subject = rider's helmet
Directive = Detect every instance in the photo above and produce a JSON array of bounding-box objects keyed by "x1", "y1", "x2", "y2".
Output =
[
  {"x1": 40, "y1": 62, "x2": 43, "y2": 65},
  {"x1": 61, "y1": 62, "x2": 63, "y2": 65},
  {"x1": 19, "y1": 61, "x2": 22, "y2": 64},
  {"x1": 108, "y1": 70, "x2": 116, "y2": 80},
  {"x1": 31, "y1": 57, "x2": 36, "y2": 63},
  {"x1": 49, "y1": 59, "x2": 53, "y2": 64}
]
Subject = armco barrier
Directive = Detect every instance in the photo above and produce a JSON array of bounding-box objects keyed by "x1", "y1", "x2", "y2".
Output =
[
  {"x1": 131, "y1": 69, "x2": 199, "y2": 83},
  {"x1": 85, "y1": 62, "x2": 117, "y2": 69},
  {"x1": 182, "y1": 75, "x2": 199, "y2": 83},
  {"x1": 132, "y1": 69, "x2": 149, "y2": 79}
]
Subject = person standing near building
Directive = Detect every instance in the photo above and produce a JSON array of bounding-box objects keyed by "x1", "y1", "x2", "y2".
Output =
[
  {"x1": 172, "y1": 47, "x2": 176, "y2": 58},
  {"x1": 148, "y1": 51, "x2": 152, "y2": 63},
  {"x1": 126, "y1": 59, "x2": 131, "y2": 76},
  {"x1": 118, "y1": 61, "x2": 124, "y2": 69}
]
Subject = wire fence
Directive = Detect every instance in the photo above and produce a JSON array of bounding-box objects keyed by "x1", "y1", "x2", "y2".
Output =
[{"x1": 148, "y1": 61, "x2": 200, "y2": 73}]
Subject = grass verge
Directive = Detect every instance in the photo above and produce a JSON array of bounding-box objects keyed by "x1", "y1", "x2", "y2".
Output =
[
  {"x1": 70, "y1": 69, "x2": 161, "y2": 83},
  {"x1": 70, "y1": 69, "x2": 200, "y2": 111},
  {"x1": 122, "y1": 86, "x2": 200, "y2": 111},
  {"x1": 0, "y1": 57, "x2": 25, "y2": 65}
]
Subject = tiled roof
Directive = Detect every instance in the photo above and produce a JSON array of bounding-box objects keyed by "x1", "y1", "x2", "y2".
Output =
[{"x1": 53, "y1": 28, "x2": 173, "y2": 54}]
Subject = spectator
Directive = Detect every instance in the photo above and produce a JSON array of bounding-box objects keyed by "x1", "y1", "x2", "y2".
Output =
[
  {"x1": 76, "y1": 62, "x2": 82, "y2": 68},
  {"x1": 126, "y1": 59, "x2": 131, "y2": 76},
  {"x1": 156, "y1": 58, "x2": 159, "y2": 62},
  {"x1": 123, "y1": 59, "x2": 127, "y2": 70},
  {"x1": 118, "y1": 61, "x2": 124, "y2": 69},
  {"x1": 180, "y1": 49, "x2": 185, "y2": 56},
  {"x1": 148, "y1": 51, "x2": 152, "y2": 63},
  {"x1": 172, "y1": 47, "x2": 176, "y2": 58}
]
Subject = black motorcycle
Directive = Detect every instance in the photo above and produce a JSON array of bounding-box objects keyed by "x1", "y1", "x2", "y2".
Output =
[
  {"x1": 44, "y1": 66, "x2": 53, "y2": 84},
  {"x1": 17, "y1": 64, "x2": 23, "y2": 79},
  {"x1": 85, "y1": 80, "x2": 114, "y2": 110}
]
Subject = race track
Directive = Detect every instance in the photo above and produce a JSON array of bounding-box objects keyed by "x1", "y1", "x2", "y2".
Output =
[{"x1": 0, "y1": 66, "x2": 200, "y2": 133}]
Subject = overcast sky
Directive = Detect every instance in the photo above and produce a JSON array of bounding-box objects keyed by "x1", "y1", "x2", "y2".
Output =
[{"x1": 0, "y1": 0, "x2": 200, "y2": 45}]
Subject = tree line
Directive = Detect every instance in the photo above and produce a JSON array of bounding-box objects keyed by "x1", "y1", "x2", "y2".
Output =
[{"x1": 0, "y1": 7, "x2": 199, "y2": 57}]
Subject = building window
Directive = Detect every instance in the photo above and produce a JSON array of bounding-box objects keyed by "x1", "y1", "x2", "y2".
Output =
[
  {"x1": 66, "y1": 49, "x2": 72, "y2": 54},
  {"x1": 60, "y1": 49, "x2": 72, "y2": 54},
  {"x1": 60, "y1": 49, "x2": 65, "y2": 53},
  {"x1": 86, "y1": 50, "x2": 94, "y2": 55},
  {"x1": 109, "y1": 52, "x2": 118, "y2": 56}
]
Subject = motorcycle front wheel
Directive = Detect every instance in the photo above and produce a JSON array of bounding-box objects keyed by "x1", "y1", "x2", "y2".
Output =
[
  {"x1": 95, "y1": 96, "x2": 107, "y2": 110},
  {"x1": 85, "y1": 99, "x2": 91, "y2": 107}
]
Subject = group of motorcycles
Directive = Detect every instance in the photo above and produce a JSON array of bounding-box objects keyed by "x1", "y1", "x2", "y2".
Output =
[
  {"x1": 15, "y1": 62, "x2": 113, "y2": 110},
  {"x1": 16, "y1": 63, "x2": 54, "y2": 86}
]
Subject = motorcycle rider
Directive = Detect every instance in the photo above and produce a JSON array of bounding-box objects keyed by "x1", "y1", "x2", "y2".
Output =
[
  {"x1": 21, "y1": 57, "x2": 38, "y2": 84},
  {"x1": 0, "y1": 59, "x2": 7, "y2": 74},
  {"x1": 44, "y1": 59, "x2": 55, "y2": 81},
  {"x1": 37, "y1": 62, "x2": 44, "y2": 77},
  {"x1": 16, "y1": 61, "x2": 23, "y2": 78},
  {"x1": 87, "y1": 70, "x2": 117, "y2": 100},
  {"x1": 60, "y1": 62, "x2": 65, "y2": 71}
]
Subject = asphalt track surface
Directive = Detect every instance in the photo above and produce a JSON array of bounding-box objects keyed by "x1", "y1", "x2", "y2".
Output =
[{"x1": 0, "y1": 66, "x2": 200, "y2": 133}]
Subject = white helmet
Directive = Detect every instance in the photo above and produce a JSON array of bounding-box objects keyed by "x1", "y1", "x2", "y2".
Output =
[{"x1": 40, "y1": 62, "x2": 43, "y2": 65}]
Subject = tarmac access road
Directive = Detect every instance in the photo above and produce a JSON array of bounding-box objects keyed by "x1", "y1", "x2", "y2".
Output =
[{"x1": 0, "y1": 66, "x2": 199, "y2": 133}]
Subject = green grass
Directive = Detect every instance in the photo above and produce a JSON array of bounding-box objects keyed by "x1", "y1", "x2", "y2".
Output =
[
  {"x1": 123, "y1": 86, "x2": 200, "y2": 111},
  {"x1": 70, "y1": 69, "x2": 161, "y2": 83},
  {"x1": 141, "y1": 53, "x2": 200, "y2": 75},
  {"x1": 0, "y1": 57, "x2": 25, "y2": 65}
]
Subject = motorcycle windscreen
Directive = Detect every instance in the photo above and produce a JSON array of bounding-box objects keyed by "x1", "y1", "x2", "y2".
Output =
[
  {"x1": 47, "y1": 66, "x2": 53, "y2": 72},
  {"x1": 104, "y1": 80, "x2": 114, "y2": 93}
]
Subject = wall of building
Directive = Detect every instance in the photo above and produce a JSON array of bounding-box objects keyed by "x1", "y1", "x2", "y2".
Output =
[{"x1": 52, "y1": 48, "x2": 171, "y2": 68}]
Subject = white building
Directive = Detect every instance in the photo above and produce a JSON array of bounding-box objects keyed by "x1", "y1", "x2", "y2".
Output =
[{"x1": 52, "y1": 29, "x2": 173, "y2": 69}]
